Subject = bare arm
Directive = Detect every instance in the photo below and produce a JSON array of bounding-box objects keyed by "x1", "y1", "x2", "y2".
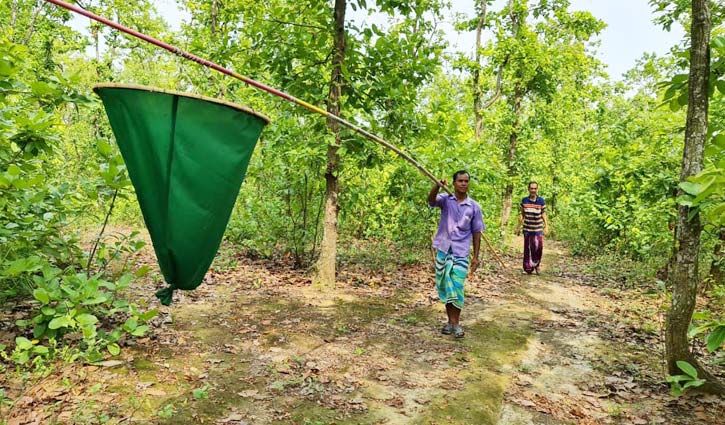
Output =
[
  {"x1": 471, "y1": 232, "x2": 481, "y2": 273},
  {"x1": 428, "y1": 179, "x2": 447, "y2": 205},
  {"x1": 542, "y1": 211, "x2": 549, "y2": 235},
  {"x1": 515, "y1": 204, "x2": 523, "y2": 235}
]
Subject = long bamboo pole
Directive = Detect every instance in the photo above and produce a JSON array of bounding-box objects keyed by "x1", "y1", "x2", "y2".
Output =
[{"x1": 44, "y1": 0, "x2": 506, "y2": 268}]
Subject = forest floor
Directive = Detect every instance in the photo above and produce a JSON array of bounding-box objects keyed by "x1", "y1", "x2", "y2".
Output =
[{"x1": 2, "y1": 236, "x2": 724, "y2": 424}]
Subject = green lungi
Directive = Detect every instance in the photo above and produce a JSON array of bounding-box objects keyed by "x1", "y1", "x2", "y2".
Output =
[{"x1": 435, "y1": 249, "x2": 469, "y2": 309}]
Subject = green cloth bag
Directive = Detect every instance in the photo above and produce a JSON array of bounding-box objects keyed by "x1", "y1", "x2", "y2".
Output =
[{"x1": 94, "y1": 84, "x2": 269, "y2": 305}]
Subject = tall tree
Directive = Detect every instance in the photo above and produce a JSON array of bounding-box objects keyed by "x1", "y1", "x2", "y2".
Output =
[
  {"x1": 665, "y1": 0, "x2": 724, "y2": 394},
  {"x1": 316, "y1": 0, "x2": 346, "y2": 287},
  {"x1": 490, "y1": 0, "x2": 603, "y2": 230}
]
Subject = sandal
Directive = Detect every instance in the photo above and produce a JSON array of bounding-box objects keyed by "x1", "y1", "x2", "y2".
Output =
[
  {"x1": 453, "y1": 325, "x2": 465, "y2": 338},
  {"x1": 441, "y1": 323, "x2": 453, "y2": 335}
]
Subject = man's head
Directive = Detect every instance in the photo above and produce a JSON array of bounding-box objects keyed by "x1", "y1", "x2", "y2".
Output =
[
  {"x1": 528, "y1": 181, "x2": 539, "y2": 197},
  {"x1": 452, "y1": 170, "x2": 470, "y2": 195}
]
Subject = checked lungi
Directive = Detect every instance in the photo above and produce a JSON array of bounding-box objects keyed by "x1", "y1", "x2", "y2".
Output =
[{"x1": 435, "y1": 248, "x2": 469, "y2": 309}]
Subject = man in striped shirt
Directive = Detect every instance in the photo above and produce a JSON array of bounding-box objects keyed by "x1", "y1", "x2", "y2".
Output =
[{"x1": 515, "y1": 181, "x2": 549, "y2": 274}]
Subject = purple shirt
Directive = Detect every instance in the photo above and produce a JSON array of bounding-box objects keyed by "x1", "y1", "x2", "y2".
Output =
[{"x1": 429, "y1": 194, "x2": 485, "y2": 257}]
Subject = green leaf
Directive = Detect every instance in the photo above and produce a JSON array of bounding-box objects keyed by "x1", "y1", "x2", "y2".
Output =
[
  {"x1": 48, "y1": 316, "x2": 74, "y2": 330},
  {"x1": 683, "y1": 379, "x2": 706, "y2": 389},
  {"x1": 676, "y1": 91, "x2": 688, "y2": 106},
  {"x1": 139, "y1": 309, "x2": 159, "y2": 322},
  {"x1": 14, "y1": 351, "x2": 30, "y2": 365},
  {"x1": 15, "y1": 337, "x2": 33, "y2": 350},
  {"x1": 713, "y1": 133, "x2": 725, "y2": 148},
  {"x1": 33, "y1": 345, "x2": 49, "y2": 354},
  {"x1": 134, "y1": 265, "x2": 150, "y2": 278},
  {"x1": 30, "y1": 81, "x2": 56, "y2": 97},
  {"x1": 6, "y1": 164, "x2": 21, "y2": 177},
  {"x1": 193, "y1": 385, "x2": 209, "y2": 400},
  {"x1": 33, "y1": 288, "x2": 51, "y2": 304},
  {"x1": 3, "y1": 256, "x2": 44, "y2": 277},
  {"x1": 705, "y1": 326, "x2": 725, "y2": 352},
  {"x1": 678, "y1": 181, "x2": 702, "y2": 195},
  {"x1": 82, "y1": 296, "x2": 110, "y2": 306},
  {"x1": 671, "y1": 73, "x2": 689, "y2": 84},
  {"x1": 676, "y1": 361, "x2": 698, "y2": 379},
  {"x1": 76, "y1": 313, "x2": 99, "y2": 326},
  {"x1": 131, "y1": 325, "x2": 150, "y2": 337},
  {"x1": 716, "y1": 79, "x2": 725, "y2": 95},
  {"x1": 107, "y1": 343, "x2": 121, "y2": 356},
  {"x1": 116, "y1": 274, "x2": 133, "y2": 289},
  {"x1": 123, "y1": 318, "x2": 138, "y2": 331},
  {"x1": 97, "y1": 140, "x2": 112, "y2": 156},
  {"x1": 33, "y1": 323, "x2": 47, "y2": 339},
  {"x1": 666, "y1": 374, "x2": 688, "y2": 384}
]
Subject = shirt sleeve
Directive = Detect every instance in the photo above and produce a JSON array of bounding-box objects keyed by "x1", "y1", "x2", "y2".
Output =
[
  {"x1": 541, "y1": 198, "x2": 546, "y2": 212},
  {"x1": 471, "y1": 203, "x2": 485, "y2": 233},
  {"x1": 428, "y1": 193, "x2": 446, "y2": 209}
]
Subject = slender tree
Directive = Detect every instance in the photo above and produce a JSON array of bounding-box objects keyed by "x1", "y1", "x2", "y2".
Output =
[
  {"x1": 665, "y1": 0, "x2": 724, "y2": 394},
  {"x1": 316, "y1": 0, "x2": 346, "y2": 287}
]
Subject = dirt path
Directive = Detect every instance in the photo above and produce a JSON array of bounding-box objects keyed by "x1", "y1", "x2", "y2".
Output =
[{"x1": 4, "y1": 240, "x2": 724, "y2": 424}]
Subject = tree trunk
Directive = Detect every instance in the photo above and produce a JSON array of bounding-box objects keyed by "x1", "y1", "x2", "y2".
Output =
[
  {"x1": 21, "y1": 1, "x2": 44, "y2": 46},
  {"x1": 550, "y1": 174, "x2": 557, "y2": 215},
  {"x1": 316, "y1": 0, "x2": 346, "y2": 288},
  {"x1": 211, "y1": 0, "x2": 218, "y2": 39},
  {"x1": 10, "y1": 0, "x2": 19, "y2": 31},
  {"x1": 500, "y1": 84, "x2": 523, "y2": 230},
  {"x1": 665, "y1": 0, "x2": 724, "y2": 395},
  {"x1": 472, "y1": 0, "x2": 487, "y2": 140}
]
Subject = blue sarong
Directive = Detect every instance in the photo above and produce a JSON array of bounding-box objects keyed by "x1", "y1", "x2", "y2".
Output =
[{"x1": 435, "y1": 249, "x2": 469, "y2": 309}]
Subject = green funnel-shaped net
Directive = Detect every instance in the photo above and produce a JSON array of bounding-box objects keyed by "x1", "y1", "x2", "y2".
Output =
[{"x1": 94, "y1": 84, "x2": 269, "y2": 305}]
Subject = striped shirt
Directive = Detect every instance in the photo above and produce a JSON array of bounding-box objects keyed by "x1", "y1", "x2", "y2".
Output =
[{"x1": 521, "y1": 196, "x2": 546, "y2": 235}]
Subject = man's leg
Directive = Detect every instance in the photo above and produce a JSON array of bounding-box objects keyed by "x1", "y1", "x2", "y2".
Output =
[
  {"x1": 532, "y1": 234, "x2": 543, "y2": 273},
  {"x1": 436, "y1": 250, "x2": 454, "y2": 334},
  {"x1": 446, "y1": 302, "x2": 461, "y2": 325},
  {"x1": 447, "y1": 303, "x2": 465, "y2": 337},
  {"x1": 523, "y1": 234, "x2": 533, "y2": 273}
]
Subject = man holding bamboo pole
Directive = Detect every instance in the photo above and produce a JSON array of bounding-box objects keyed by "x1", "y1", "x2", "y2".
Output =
[{"x1": 428, "y1": 170, "x2": 485, "y2": 338}]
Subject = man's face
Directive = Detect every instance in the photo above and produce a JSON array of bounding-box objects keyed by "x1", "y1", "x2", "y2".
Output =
[
  {"x1": 454, "y1": 174, "x2": 470, "y2": 193},
  {"x1": 528, "y1": 184, "x2": 538, "y2": 197}
]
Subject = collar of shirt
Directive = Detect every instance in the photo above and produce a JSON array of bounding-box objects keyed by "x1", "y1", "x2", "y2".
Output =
[{"x1": 447, "y1": 194, "x2": 472, "y2": 205}]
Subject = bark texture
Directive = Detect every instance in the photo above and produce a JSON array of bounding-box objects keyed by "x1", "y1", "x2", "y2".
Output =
[
  {"x1": 316, "y1": 0, "x2": 346, "y2": 288},
  {"x1": 665, "y1": 0, "x2": 724, "y2": 395}
]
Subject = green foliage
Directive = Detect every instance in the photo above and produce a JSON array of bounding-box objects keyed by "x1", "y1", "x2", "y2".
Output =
[
  {"x1": 3, "y1": 0, "x2": 723, "y2": 393},
  {"x1": 556, "y1": 74, "x2": 683, "y2": 264},
  {"x1": 666, "y1": 360, "x2": 706, "y2": 396},
  {"x1": 0, "y1": 30, "x2": 159, "y2": 369},
  {"x1": 154, "y1": 403, "x2": 175, "y2": 419},
  {"x1": 192, "y1": 385, "x2": 211, "y2": 401},
  {"x1": 677, "y1": 130, "x2": 725, "y2": 229},
  {"x1": 689, "y1": 311, "x2": 725, "y2": 353},
  {"x1": 0, "y1": 38, "x2": 88, "y2": 296},
  {"x1": 11, "y1": 261, "x2": 158, "y2": 365}
]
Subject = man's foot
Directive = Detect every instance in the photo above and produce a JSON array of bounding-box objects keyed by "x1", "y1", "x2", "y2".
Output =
[
  {"x1": 453, "y1": 325, "x2": 465, "y2": 338},
  {"x1": 441, "y1": 323, "x2": 453, "y2": 335},
  {"x1": 534, "y1": 266, "x2": 540, "y2": 275},
  {"x1": 522, "y1": 270, "x2": 532, "y2": 275}
]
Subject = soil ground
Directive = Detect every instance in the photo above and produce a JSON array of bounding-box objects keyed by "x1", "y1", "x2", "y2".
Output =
[{"x1": 2, "y1": 237, "x2": 724, "y2": 424}]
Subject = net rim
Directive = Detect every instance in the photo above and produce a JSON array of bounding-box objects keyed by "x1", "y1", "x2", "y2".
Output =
[{"x1": 93, "y1": 83, "x2": 271, "y2": 124}]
